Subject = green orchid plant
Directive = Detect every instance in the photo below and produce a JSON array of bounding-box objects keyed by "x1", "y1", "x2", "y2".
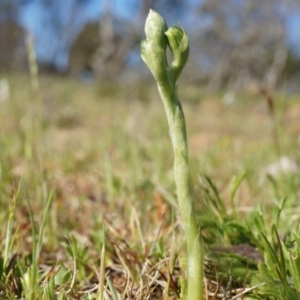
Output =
[{"x1": 141, "y1": 10, "x2": 203, "y2": 300}]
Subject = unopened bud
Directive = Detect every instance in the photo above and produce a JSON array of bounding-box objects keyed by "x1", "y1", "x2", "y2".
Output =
[{"x1": 165, "y1": 26, "x2": 189, "y2": 82}]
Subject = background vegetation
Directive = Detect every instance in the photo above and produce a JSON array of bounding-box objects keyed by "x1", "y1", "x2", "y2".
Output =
[
  {"x1": 0, "y1": 73, "x2": 299, "y2": 298},
  {"x1": 1, "y1": 0, "x2": 300, "y2": 91},
  {"x1": 0, "y1": 1, "x2": 300, "y2": 299}
]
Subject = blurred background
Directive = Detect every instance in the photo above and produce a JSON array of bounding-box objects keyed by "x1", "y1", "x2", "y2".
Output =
[{"x1": 1, "y1": 0, "x2": 300, "y2": 92}]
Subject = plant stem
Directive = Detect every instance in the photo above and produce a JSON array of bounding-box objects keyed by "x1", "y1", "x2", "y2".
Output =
[
  {"x1": 161, "y1": 86, "x2": 204, "y2": 300},
  {"x1": 141, "y1": 10, "x2": 203, "y2": 300}
]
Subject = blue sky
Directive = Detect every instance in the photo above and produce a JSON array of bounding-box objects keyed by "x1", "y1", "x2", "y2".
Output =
[
  {"x1": 286, "y1": 13, "x2": 300, "y2": 53},
  {"x1": 14, "y1": 0, "x2": 300, "y2": 70},
  {"x1": 17, "y1": 0, "x2": 103, "y2": 69}
]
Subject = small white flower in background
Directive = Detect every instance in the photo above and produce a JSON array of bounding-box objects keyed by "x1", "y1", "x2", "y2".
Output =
[
  {"x1": 222, "y1": 91, "x2": 236, "y2": 106},
  {"x1": 266, "y1": 156, "x2": 298, "y2": 177},
  {"x1": 0, "y1": 78, "x2": 10, "y2": 102}
]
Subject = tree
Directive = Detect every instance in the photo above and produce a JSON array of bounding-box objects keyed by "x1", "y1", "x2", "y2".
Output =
[
  {"x1": 0, "y1": 0, "x2": 27, "y2": 72},
  {"x1": 69, "y1": 22, "x2": 100, "y2": 75},
  {"x1": 91, "y1": 0, "x2": 153, "y2": 79},
  {"x1": 189, "y1": 0, "x2": 300, "y2": 90}
]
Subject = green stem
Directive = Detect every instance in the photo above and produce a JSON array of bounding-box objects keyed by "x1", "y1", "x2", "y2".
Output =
[
  {"x1": 158, "y1": 85, "x2": 203, "y2": 300},
  {"x1": 141, "y1": 10, "x2": 204, "y2": 300}
]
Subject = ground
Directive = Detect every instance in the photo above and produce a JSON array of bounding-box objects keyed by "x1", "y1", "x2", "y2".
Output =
[{"x1": 0, "y1": 74, "x2": 300, "y2": 299}]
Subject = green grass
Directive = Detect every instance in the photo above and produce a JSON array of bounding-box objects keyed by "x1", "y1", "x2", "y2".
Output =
[{"x1": 0, "y1": 73, "x2": 300, "y2": 299}]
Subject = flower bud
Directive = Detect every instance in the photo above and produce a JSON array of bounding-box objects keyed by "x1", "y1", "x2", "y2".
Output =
[
  {"x1": 165, "y1": 26, "x2": 189, "y2": 82},
  {"x1": 141, "y1": 10, "x2": 169, "y2": 84},
  {"x1": 144, "y1": 9, "x2": 168, "y2": 51}
]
